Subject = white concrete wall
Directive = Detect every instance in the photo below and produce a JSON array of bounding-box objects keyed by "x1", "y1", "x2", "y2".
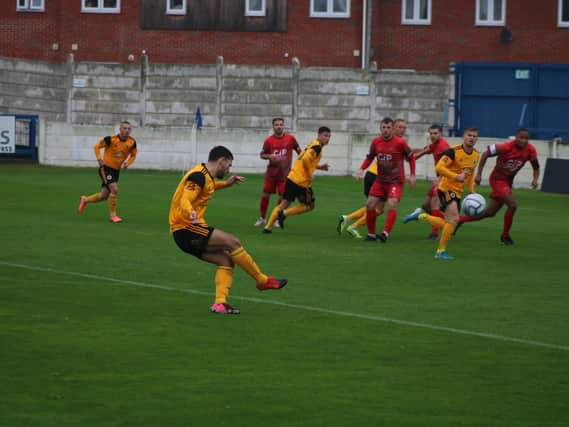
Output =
[{"x1": 41, "y1": 122, "x2": 558, "y2": 188}]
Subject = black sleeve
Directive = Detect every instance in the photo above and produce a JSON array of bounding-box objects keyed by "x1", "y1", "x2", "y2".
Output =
[
  {"x1": 104, "y1": 136, "x2": 112, "y2": 146},
  {"x1": 131, "y1": 138, "x2": 137, "y2": 149},
  {"x1": 310, "y1": 145, "x2": 322, "y2": 155},
  {"x1": 442, "y1": 148, "x2": 455, "y2": 160},
  {"x1": 187, "y1": 172, "x2": 205, "y2": 188}
]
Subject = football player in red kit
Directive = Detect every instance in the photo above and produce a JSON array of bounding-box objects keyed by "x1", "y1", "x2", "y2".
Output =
[
  {"x1": 459, "y1": 128, "x2": 540, "y2": 245},
  {"x1": 254, "y1": 118, "x2": 301, "y2": 227},
  {"x1": 358, "y1": 117, "x2": 416, "y2": 242}
]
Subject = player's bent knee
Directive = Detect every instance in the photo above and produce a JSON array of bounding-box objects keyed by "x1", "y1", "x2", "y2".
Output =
[{"x1": 227, "y1": 236, "x2": 242, "y2": 251}]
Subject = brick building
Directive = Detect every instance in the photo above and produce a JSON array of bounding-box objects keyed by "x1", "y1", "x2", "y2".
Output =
[{"x1": 2, "y1": 1, "x2": 569, "y2": 71}]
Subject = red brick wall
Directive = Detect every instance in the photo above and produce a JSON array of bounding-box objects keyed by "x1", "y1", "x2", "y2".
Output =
[
  {"x1": 1, "y1": 0, "x2": 568, "y2": 71},
  {"x1": 1, "y1": 0, "x2": 363, "y2": 67},
  {"x1": 373, "y1": 0, "x2": 569, "y2": 71}
]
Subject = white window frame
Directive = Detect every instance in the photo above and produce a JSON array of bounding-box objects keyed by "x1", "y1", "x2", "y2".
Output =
[
  {"x1": 401, "y1": 0, "x2": 431, "y2": 25},
  {"x1": 245, "y1": 0, "x2": 266, "y2": 17},
  {"x1": 475, "y1": 0, "x2": 506, "y2": 27},
  {"x1": 17, "y1": 0, "x2": 45, "y2": 12},
  {"x1": 310, "y1": 0, "x2": 350, "y2": 19},
  {"x1": 559, "y1": 0, "x2": 569, "y2": 27},
  {"x1": 81, "y1": 0, "x2": 121, "y2": 14},
  {"x1": 166, "y1": 0, "x2": 187, "y2": 15}
]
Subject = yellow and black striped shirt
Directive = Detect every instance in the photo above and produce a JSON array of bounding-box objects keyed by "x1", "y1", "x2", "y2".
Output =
[
  {"x1": 287, "y1": 139, "x2": 324, "y2": 188},
  {"x1": 169, "y1": 163, "x2": 228, "y2": 232},
  {"x1": 436, "y1": 144, "x2": 480, "y2": 197},
  {"x1": 94, "y1": 134, "x2": 137, "y2": 170}
]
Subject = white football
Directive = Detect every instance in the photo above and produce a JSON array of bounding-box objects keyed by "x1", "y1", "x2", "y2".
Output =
[{"x1": 462, "y1": 193, "x2": 487, "y2": 216}]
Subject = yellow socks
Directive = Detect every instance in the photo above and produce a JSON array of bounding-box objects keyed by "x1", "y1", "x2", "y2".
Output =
[
  {"x1": 214, "y1": 266, "x2": 233, "y2": 304},
  {"x1": 108, "y1": 193, "x2": 117, "y2": 215},
  {"x1": 284, "y1": 204, "x2": 311, "y2": 217},
  {"x1": 419, "y1": 213, "x2": 445, "y2": 229},
  {"x1": 352, "y1": 213, "x2": 368, "y2": 228},
  {"x1": 85, "y1": 193, "x2": 102, "y2": 203},
  {"x1": 437, "y1": 221, "x2": 457, "y2": 253},
  {"x1": 266, "y1": 204, "x2": 310, "y2": 229},
  {"x1": 351, "y1": 207, "x2": 383, "y2": 229},
  {"x1": 347, "y1": 207, "x2": 366, "y2": 221},
  {"x1": 266, "y1": 206, "x2": 280, "y2": 229},
  {"x1": 230, "y1": 247, "x2": 268, "y2": 285}
]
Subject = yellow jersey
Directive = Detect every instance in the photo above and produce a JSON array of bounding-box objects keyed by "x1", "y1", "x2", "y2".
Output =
[
  {"x1": 287, "y1": 139, "x2": 324, "y2": 188},
  {"x1": 436, "y1": 144, "x2": 480, "y2": 197},
  {"x1": 94, "y1": 134, "x2": 137, "y2": 170},
  {"x1": 169, "y1": 163, "x2": 228, "y2": 231}
]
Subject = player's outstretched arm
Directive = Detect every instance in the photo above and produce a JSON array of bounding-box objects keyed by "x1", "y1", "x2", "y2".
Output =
[{"x1": 216, "y1": 175, "x2": 245, "y2": 189}]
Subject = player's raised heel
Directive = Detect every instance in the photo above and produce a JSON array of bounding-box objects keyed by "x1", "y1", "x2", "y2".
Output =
[
  {"x1": 256, "y1": 276, "x2": 288, "y2": 291},
  {"x1": 110, "y1": 215, "x2": 123, "y2": 223},
  {"x1": 337, "y1": 215, "x2": 349, "y2": 235},
  {"x1": 403, "y1": 208, "x2": 423, "y2": 224},
  {"x1": 210, "y1": 303, "x2": 240, "y2": 314},
  {"x1": 434, "y1": 251, "x2": 454, "y2": 260},
  {"x1": 77, "y1": 196, "x2": 87, "y2": 213}
]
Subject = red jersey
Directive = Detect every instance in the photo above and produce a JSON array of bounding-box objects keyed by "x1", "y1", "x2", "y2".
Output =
[
  {"x1": 360, "y1": 135, "x2": 415, "y2": 184},
  {"x1": 427, "y1": 138, "x2": 450, "y2": 166},
  {"x1": 488, "y1": 140, "x2": 538, "y2": 180},
  {"x1": 261, "y1": 133, "x2": 300, "y2": 181}
]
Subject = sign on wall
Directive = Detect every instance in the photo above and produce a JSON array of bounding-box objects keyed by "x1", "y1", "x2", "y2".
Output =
[{"x1": 0, "y1": 116, "x2": 16, "y2": 154}]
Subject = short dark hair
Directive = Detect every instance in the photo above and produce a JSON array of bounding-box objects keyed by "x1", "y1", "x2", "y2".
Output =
[
  {"x1": 318, "y1": 126, "x2": 331, "y2": 134},
  {"x1": 517, "y1": 127, "x2": 529, "y2": 134},
  {"x1": 429, "y1": 124, "x2": 442, "y2": 132},
  {"x1": 272, "y1": 117, "x2": 284, "y2": 125},
  {"x1": 381, "y1": 117, "x2": 394, "y2": 125},
  {"x1": 208, "y1": 146, "x2": 234, "y2": 161}
]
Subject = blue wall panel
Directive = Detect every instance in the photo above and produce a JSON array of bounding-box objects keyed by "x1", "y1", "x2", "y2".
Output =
[{"x1": 454, "y1": 62, "x2": 569, "y2": 140}]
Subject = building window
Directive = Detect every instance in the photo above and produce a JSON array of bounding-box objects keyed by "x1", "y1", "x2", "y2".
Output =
[
  {"x1": 246, "y1": 0, "x2": 266, "y2": 16},
  {"x1": 475, "y1": 0, "x2": 506, "y2": 26},
  {"x1": 166, "y1": 0, "x2": 186, "y2": 15},
  {"x1": 81, "y1": 0, "x2": 120, "y2": 14},
  {"x1": 17, "y1": 0, "x2": 45, "y2": 12},
  {"x1": 559, "y1": 0, "x2": 569, "y2": 27},
  {"x1": 310, "y1": 0, "x2": 350, "y2": 18},
  {"x1": 401, "y1": 0, "x2": 431, "y2": 25}
]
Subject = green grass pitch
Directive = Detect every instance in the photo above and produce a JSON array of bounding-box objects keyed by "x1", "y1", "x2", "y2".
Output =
[{"x1": 1, "y1": 164, "x2": 568, "y2": 426}]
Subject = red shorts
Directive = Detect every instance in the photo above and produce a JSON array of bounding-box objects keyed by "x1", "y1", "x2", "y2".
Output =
[
  {"x1": 369, "y1": 181, "x2": 403, "y2": 201},
  {"x1": 490, "y1": 175, "x2": 513, "y2": 199},
  {"x1": 263, "y1": 176, "x2": 286, "y2": 195}
]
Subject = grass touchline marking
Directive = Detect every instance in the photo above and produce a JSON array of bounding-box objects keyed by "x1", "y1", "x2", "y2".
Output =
[{"x1": 2, "y1": 260, "x2": 568, "y2": 352}]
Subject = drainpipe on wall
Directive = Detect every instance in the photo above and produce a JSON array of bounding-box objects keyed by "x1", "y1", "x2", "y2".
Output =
[{"x1": 361, "y1": 0, "x2": 372, "y2": 69}]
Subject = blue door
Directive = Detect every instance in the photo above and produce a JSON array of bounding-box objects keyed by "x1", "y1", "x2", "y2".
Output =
[{"x1": 454, "y1": 62, "x2": 569, "y2": 140}]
